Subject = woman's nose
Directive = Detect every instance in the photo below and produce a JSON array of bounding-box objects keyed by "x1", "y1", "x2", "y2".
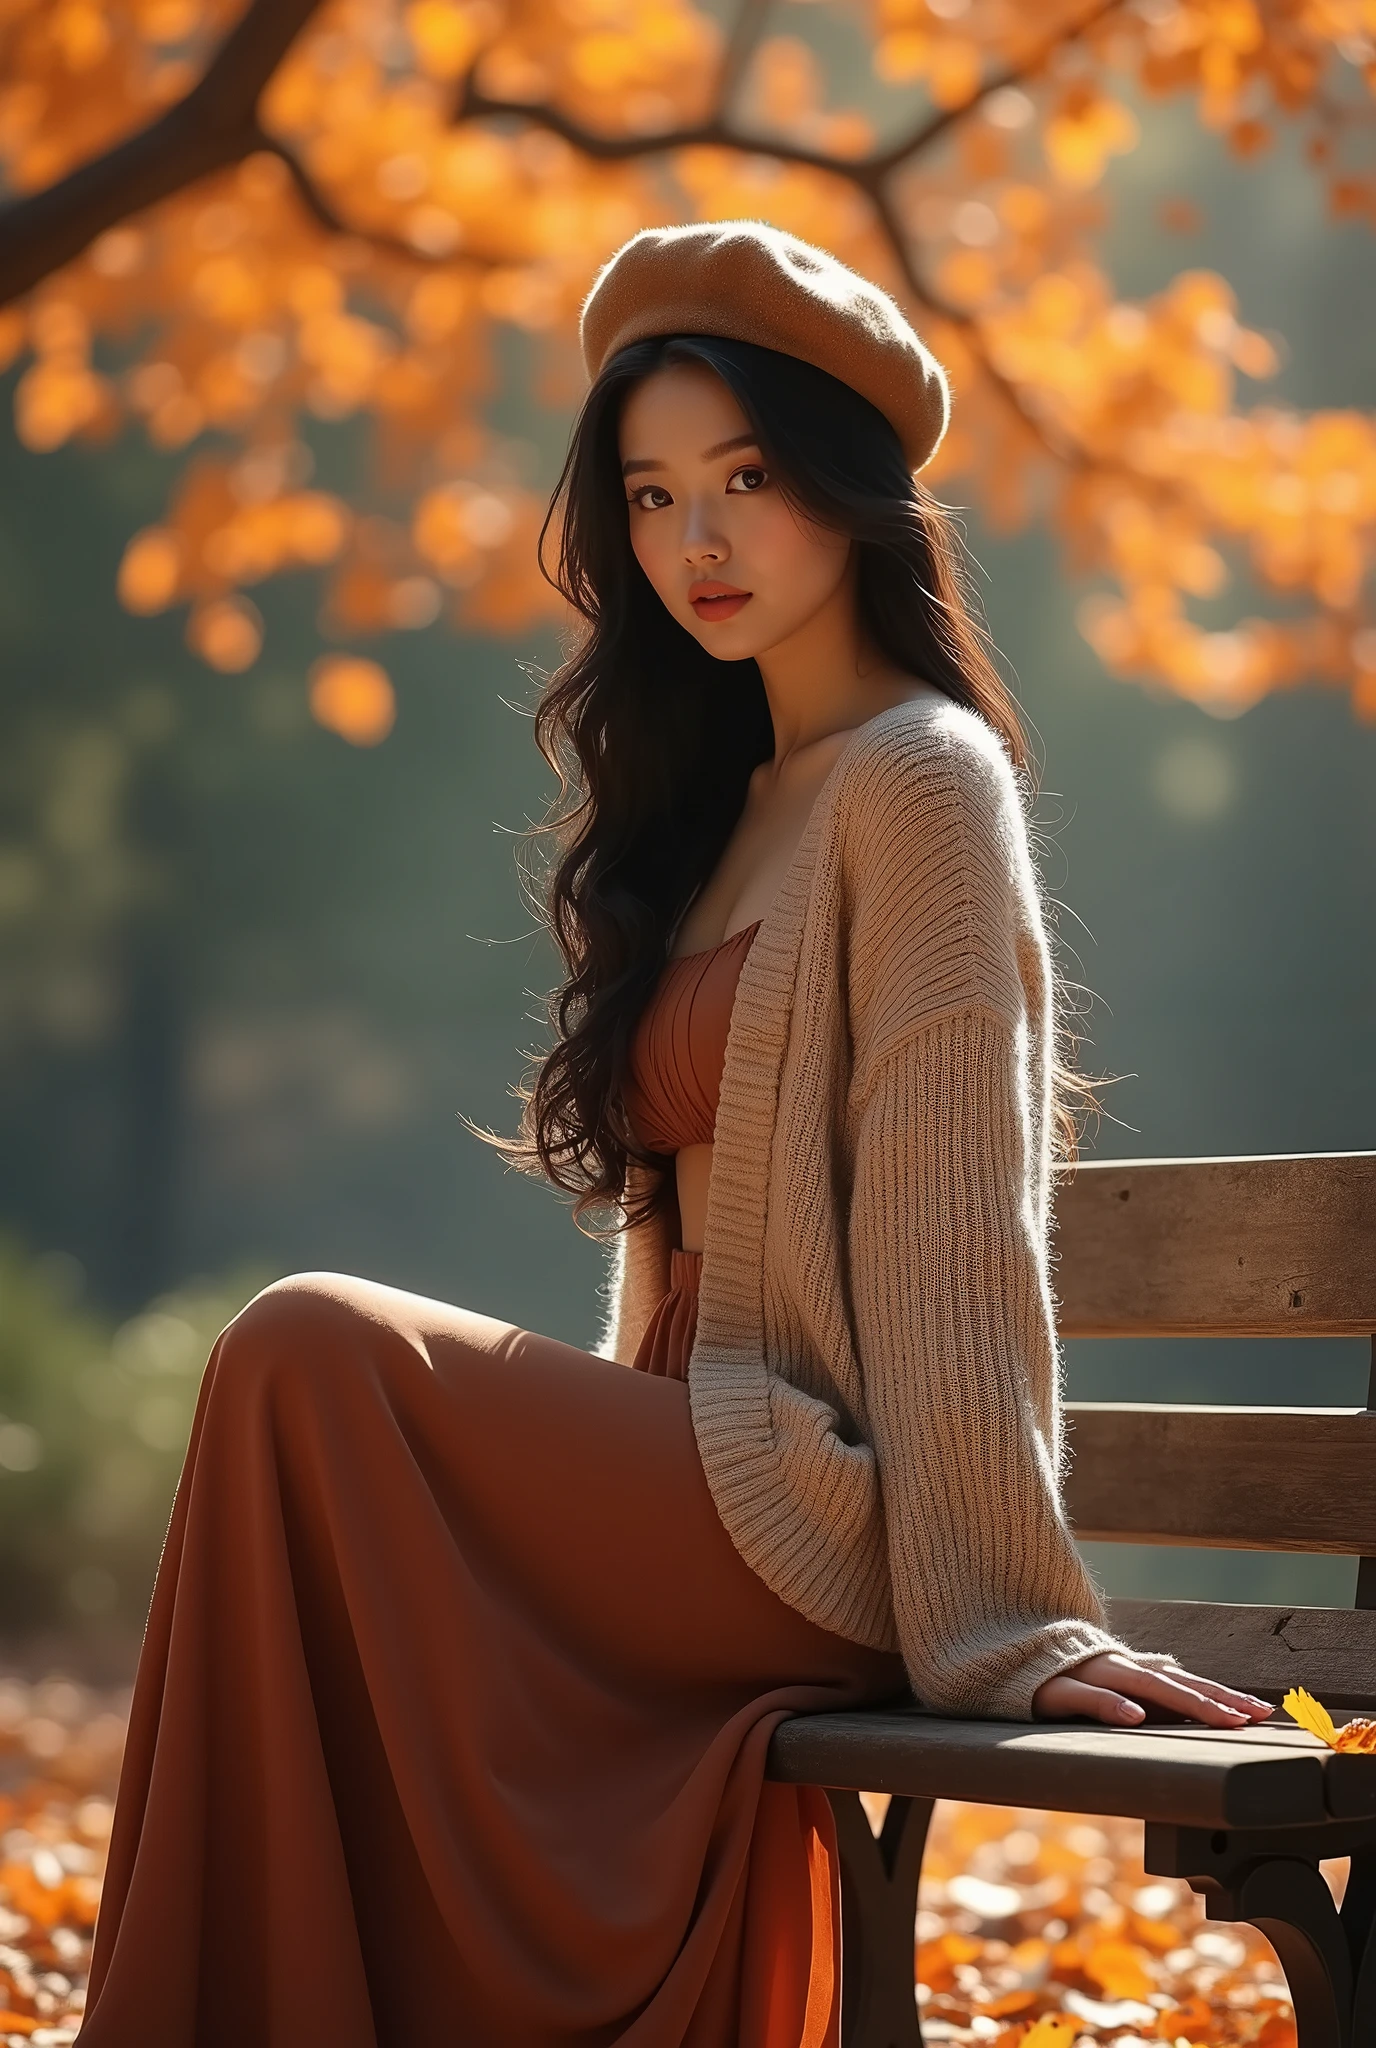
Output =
[{"x1": 682, "y1": 498, "x2": 727, "y2": 564}]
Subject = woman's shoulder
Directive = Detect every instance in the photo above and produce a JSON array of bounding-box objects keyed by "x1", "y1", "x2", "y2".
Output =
[
  {"x1": 826, "y1": 693, "x2": 1039, "y2": 1044},
  {"x1": 831, "y1": 689, "x2": 1028, "y2": 872}
]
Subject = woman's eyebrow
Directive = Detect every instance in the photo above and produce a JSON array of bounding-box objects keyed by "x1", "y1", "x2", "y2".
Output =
[
  {"x1": 620, "y1": 432, "x2": 760, "y2": 479},
  {"x1": 700, "y1": 431, "x2": 760, "y2": 461}
]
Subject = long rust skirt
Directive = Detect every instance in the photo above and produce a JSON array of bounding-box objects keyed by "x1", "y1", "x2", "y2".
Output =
[{"x1": 76, "y1": 1249, "x2": 905, "y2": 2047}]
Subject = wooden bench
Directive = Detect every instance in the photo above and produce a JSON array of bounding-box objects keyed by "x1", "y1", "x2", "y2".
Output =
[{"x1": 765, "y1": 1149, "x2": 1376, "y2": 2048}]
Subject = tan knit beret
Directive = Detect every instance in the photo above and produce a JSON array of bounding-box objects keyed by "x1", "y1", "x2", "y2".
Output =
[{"x1": 579, "y1": 219, "x2": 950, "y2": 473}]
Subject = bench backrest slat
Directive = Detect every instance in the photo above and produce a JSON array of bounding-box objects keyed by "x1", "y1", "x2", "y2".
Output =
[
  {"x1": 1053, "y1": 1152, "x2": 1376, "y2": 1337},
  {"x1": 1111, "y1": 1597, "x2": 1376, "y2": 1709},
  {"x1": 1065, "y1": 1403, "x2": 1376, "y2": 1553},
  {"x1": 1052, "y1": 1150, "x2": 1376, "y2": 1708}
]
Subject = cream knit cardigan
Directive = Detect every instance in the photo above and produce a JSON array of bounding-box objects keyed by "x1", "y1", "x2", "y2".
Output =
[{"x1": 597, "y1": 694, "x2": 1143, "y2": 1722}]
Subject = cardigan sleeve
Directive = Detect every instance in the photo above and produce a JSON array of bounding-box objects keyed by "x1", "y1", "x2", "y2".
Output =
[
  {"x1": 838, "y1": 708, "x2": 1141, "y2": 1717},
  {"x1": 848, "y1": 1004, "x2": 1129, "y2": 1719}
]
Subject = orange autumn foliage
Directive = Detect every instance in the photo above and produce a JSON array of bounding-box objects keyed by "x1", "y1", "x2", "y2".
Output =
[{"x1": 0, "y1": 0, "x2": 1372, "y2": 740}]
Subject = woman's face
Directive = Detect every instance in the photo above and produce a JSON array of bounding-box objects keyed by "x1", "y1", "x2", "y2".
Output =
[{"x1": 617, "y1": 360, "x2": 852, "y2": 662}]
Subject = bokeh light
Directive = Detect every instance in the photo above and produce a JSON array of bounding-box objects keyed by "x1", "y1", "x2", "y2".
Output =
[
  {"x1": 308, "y1": 655, "x2": 397, "y2": 745},
  {"x1": 186, "y1": 596, "x2": 264, "y2": 673}
]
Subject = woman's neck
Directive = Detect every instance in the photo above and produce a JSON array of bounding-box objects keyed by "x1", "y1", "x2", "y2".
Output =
[{"x1": 754, "y1": 558, "x2": 924, "y2": 766}]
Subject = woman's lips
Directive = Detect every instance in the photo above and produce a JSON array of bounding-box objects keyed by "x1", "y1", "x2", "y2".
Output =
[{"x1": 689, "y1": 585, "x2": 752, "y2": 622}]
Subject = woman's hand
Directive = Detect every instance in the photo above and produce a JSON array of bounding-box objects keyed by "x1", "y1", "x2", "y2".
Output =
[{"x1": 1032, "y1": 1652, "x2": 1274, "y2": 1728}]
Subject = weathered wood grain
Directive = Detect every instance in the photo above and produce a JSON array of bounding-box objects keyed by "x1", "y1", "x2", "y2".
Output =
[
  {"x1": 1065, "y1": 1403, "x2": 1376, "y2": 1553},
  {"x1": 766, "y1": 1709, "x2": 1331, "y2": 1828},
  {"x1": 1110, "y1": 1597, "x2": 1376, "y2": 1711},
  {"x1": 1052, "y1": 1152, "x2": 1376, "y2": 1337}
]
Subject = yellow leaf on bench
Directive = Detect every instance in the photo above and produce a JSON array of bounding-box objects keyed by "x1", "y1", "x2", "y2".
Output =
[
  {"x1": 1282, "y1": 1687, "x2": 1376, "y2": 1752},
  {"x1": 1283, "y1": 1687, "x2": 1338, "y2": 1744}
]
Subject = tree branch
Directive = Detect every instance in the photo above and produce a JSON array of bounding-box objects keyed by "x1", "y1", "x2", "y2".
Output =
[
  {"x1": 717, "y1": 0, "x2": 773, "y2": 114},
  {"x1": 0, "y1": 0, "x2": 325, "y2": 307},
  {"x1": 453, "y1": 83, "x2": 709, "y2": 161},
  {"x1": 453, "y1": 84, "x2": 890, "y2": 196},
  {"x1": 452, "y1": 49, "x2": 1118, "y2": 477},
  {"x1": 874, "y1": 0, "x2": 1130, "y2": 175},
  {"x1": 862, "y1": 185, "x2": 1062, "y2": 463},
  {"x1": 263, "y1": 129, "x2": 502, "y2": 271},
  {"x1": 454, "y1": 0, "x2": 1129, "y2": 195},
  {"x1": 0, "y1": 0, "x2": 1138, "y2": 494},
  {"x1": 263, "y1": 130, "x2": 396, "y2": 250}
]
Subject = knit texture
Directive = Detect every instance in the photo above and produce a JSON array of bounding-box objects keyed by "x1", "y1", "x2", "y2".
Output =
[{"x1": 597, "y1": 695, "x2": 1145, "y2": 1721}]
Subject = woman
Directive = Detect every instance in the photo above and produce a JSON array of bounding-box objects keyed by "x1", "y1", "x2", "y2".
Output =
[{"x1": 77, "y1": 222, "x2": 1271, "y2": 2048}]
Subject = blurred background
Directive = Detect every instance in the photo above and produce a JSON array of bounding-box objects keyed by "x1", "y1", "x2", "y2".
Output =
[{"x1": 0, "y1": 33, "x2": 1373, "y2": 1674}]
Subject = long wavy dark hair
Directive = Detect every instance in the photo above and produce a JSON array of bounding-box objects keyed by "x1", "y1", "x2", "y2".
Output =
[{"x1": 490, "y1": 333, "x2": 1108, "y2": 1232}]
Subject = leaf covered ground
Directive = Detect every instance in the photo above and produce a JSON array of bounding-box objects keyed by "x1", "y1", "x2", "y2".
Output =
[{"x1": 0, "y1": 1671, "x2": 1326, "y2": 2046}]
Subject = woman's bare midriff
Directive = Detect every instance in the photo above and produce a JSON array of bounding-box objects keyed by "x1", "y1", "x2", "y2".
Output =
[{"x1": 676, "y1": 1143, "x2": 714, "y2": 1254}]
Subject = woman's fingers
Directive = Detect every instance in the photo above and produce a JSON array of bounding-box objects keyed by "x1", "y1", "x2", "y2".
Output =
[
  {"x1": 1175, "y1": 1671, "x2": 1274, "y2": 1719},
  {"x1": 1094, "y1": 1657, "x2": 1242, "y2": 1724},
  {"x1": 1093, "y1": 1657, "x2": 1268, "y2": 1726},
  {"x1": 1084, "y1": 1656, "x2": 1247, "y2": 1726},
  {"x1": 1033, "y1": 1674, "x2": 1146, "y2": 1725},
  {"x1": 1032, "y1": 1654, "x2": 1276, "y2": 1727}
]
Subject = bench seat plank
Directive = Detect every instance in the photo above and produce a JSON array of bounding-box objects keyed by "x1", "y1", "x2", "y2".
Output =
[
  {"x1": 1065, "y1": 1405, "x2": 1376, "y2": 1553},
  {"x1": 1111, "y1": 1597, "x2": 1376, "y2": 1707},
  {"x1": 767, "y1": 1710, "x2": 1336, "y2": 1829}
]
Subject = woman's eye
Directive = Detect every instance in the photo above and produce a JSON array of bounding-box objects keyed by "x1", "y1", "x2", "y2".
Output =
[
  {"x1": 727, "y1": 466, "x2": 769, "y2": 494},
  {"x1": 628, "y1": 485, "x2": 672, "y2": 510}
]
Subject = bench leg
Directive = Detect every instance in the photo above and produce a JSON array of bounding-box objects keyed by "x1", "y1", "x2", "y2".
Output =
[
  {"x1": 1146, "y1": 1824, "x2": 1372, "y2": 2048},
  {"x1": 1232, "y1": 1859, "x2": 1352, "y2": 2048},
  {"x1": 1343, "y1": 1848, "x2": 1376, "y2": 2046},
  {"x1": 827, "y1": 1791, "x2": 932, "y2": 2048}
]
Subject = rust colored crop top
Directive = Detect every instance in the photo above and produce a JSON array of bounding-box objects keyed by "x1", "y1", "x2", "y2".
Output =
[{"x1": 622, "y1": 921, "x2": 762, "y2": 1155}]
